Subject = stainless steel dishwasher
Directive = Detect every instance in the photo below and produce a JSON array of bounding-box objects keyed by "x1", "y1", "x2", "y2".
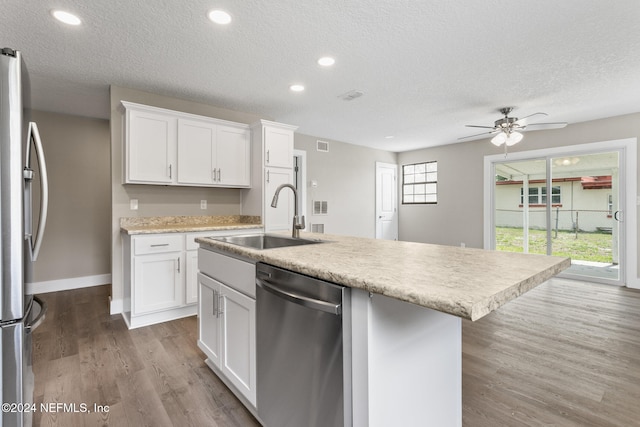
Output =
[{"x1": 256, "y1": 262, "x2": 351, "y2": 427}]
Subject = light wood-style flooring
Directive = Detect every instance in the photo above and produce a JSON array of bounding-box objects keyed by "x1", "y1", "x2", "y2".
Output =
[
  {"x1": 463, "y1": 277, "x2": 640, "y2": 427},
  {"x1": 32, "y1": 285, "x2": 260, "y2": 427},
  {"x1": 32, "y1": 278, "x2": 640, "y2": 426}
]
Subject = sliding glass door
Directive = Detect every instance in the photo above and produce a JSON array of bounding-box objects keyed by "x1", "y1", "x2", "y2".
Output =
[{"x1": 492, "y1": 150, "x2": 623, "y2": 285}]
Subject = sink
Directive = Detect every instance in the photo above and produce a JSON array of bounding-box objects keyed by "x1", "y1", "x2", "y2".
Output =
[{"x1": 211, "y1": 233, "x2": 324, "y2": 250}]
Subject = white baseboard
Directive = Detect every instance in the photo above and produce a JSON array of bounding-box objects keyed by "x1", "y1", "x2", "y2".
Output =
[
  {"x1": 110, "y1": 297, "x2": 123, "y2": 315},
  {"x1": 27, "y1": 273, "x2": 111, "y2": 294}
]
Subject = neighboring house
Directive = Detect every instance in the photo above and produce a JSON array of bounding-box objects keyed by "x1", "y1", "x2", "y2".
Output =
[{"x1": 495, "y1": 176, "x2": 613, "y2": 233}]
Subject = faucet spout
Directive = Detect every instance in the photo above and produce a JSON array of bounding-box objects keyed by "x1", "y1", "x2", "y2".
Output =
[{"x1": 270, "y1": 183, "x2": 305, "y2": 238}]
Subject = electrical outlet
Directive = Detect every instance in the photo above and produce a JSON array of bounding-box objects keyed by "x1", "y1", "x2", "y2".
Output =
[
  {"x1": 130, "y1": 199, "x2": 138, "y2": 210},
  {"x1": 460, "y1": 242, "x2": 466, "y2": 248},
  {"x1": 200, "y1": 200, "x2": 207, "y2": 210}
]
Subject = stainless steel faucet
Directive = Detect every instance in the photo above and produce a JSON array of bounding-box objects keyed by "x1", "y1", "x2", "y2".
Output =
[{"x1": 270, "y1": 183, "x2": 305, "y2": 238}]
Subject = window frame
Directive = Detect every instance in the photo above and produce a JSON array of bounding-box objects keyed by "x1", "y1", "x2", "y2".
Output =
[{"x1": 402, "y1": 161, "x2": 438, "y2": 205}]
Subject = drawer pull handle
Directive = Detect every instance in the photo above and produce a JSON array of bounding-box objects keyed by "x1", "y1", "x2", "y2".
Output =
[{"x1": 150, "y1": 243, "x2": 169, "y2": 247}]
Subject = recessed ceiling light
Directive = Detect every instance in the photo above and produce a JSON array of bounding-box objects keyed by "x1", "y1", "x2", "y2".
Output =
[
  {"x1": 317, "y1": 56, "x2": 335, "y2": 67},
  {"x1": 289, "y1": 84, "x2": 305, "y2": 92},
  {"x1": 208, "y1": 10, "x2": 232, "y2": 25},
  {"x1": 51, "y1": 10, "x2": 81, "y2": 26}
]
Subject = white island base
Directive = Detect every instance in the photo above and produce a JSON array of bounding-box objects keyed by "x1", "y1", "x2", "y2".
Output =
[{"x1": 351, "y1": 288, "x2": 461, "y2": 427}]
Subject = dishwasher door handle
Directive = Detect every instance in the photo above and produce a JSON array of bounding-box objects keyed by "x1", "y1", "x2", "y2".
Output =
[{"x1": 257, "y1": 278, "x2": 341, "y2": 315}]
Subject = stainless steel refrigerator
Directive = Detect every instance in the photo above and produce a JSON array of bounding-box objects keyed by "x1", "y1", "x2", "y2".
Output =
[{"x1": 1, "y1": 48, "x2": 48, "y2": 427}]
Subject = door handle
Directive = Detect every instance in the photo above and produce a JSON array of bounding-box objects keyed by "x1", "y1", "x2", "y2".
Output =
[
  {"x1": 213, "y1": 289, "x2": 218, "y2": 317},
  {"x1": 24, "y1": 122, "x2": 49, "y2": 261},
  {"x1": 613, "y1": 211, "x2": 622, "y2": 221}
]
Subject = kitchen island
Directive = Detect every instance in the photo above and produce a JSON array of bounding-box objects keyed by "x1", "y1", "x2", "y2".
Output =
[{"x1": 196, "y1": 232, "x2": 570, "y2": 427}]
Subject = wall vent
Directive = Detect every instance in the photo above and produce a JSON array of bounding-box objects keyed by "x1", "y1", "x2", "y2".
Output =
[
  {"x1": 338, "y1": 90, "x2": 364, "y2": 101},
  {"x1": 313, "y1": 200, "x2": 328, "y2": 215},
  {"x1": 316, "y1": 140, "x2": 329, "y2": 152},
  {"x1": 311, "y1": 224, "x2": 325, "y2": 233}
]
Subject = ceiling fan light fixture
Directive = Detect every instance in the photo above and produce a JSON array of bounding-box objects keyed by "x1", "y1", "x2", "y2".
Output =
[
  {"x1": 505, "y1": 131, "x2": 523, "y2": 146},
  {"x1": 491, "y1": 132, "x2": 506, "y2": 146}
]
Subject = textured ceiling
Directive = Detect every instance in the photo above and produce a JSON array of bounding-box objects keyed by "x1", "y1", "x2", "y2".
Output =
[{"x1": 3, "y1": 0, "x2": 640, "y2": 152}]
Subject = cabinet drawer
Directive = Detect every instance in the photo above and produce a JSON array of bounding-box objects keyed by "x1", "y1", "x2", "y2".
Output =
[
  {"x1": 198, "y1": 248, "x2": 255, "y2": 298},
  {"x1": 134, "y1": 235, "x2": 183, "y2": 255}
]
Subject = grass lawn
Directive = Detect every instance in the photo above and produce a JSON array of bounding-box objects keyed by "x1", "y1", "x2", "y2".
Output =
[{"x1": 495, "y1": 227, "x2": 613, "y2": 263}]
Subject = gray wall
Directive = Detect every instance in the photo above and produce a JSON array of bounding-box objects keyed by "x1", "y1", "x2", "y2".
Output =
[
  {"x1": 397, "y1": 113, "x2": 640, "y2": 277},
  {"x1": 295, "y1": 134, "x2": 397, "y2": 238},
  {"x1": 31, "y1": 110, "x2": 111, "y2": 283},
  {"x1": 109, "y1": 85, "x2": 265, "y2": 312}
]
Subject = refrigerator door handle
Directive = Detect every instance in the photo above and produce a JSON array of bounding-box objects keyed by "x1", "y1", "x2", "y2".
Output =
[
  {"x1": 24, "y1": 121, "x2": 49, "y2": 261},
  {"x1": 25, "y1": 295, "x2": 47, "y2": 332}
]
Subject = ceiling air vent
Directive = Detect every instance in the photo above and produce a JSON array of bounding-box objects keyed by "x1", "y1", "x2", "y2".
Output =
[
  {"x1": 338, "y1": 90, "x2": 363, "y2": 101},
  {"x1": 317, "y1": 140, "x2": 329, "y2": 152},
  {"x1": 313, "y1": 200, "x2": 328, "y2": 215}
]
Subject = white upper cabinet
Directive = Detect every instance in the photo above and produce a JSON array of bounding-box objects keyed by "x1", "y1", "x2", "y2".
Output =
[
  {"x1": 216, "y1": 125, "x2": 250, "y2": 186},
  {"x1": 264, "y1": 124, "x2": 294, "y2": 168},
  {"x1": 125, "y1": 107, "x2": 177, "y2": 184},
  {"x1": 123, "y1": 102, "x2": 250, "y2": 188},
  {"x1": 177, "y1": 118, "x2": 215, "y2": 185}
]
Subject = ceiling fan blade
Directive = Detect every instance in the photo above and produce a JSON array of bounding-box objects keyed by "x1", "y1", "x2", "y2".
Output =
[
  {"x1": 465, "y1": 125, "x2": 497, "y2": 129},
  {"x1": 458, "y1": 129, "x2": 499, "y2": 140},
  {"x1": 514, "y1": 112, "x2": 547, "y2": 125},
  {"x1": 524, "y1": 122, "x2": 568, "y2": 130}
]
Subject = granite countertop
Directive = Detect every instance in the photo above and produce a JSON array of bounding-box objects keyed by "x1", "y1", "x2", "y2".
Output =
[
  {"x1": 197, "y1": 232, "x2": 570, "y2": 321},
  {"x1": 121, "y1": 215, "x2": 262, "y2": 235}
]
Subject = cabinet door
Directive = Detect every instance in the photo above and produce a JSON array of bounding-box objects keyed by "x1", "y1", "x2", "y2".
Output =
[
  {"x1": 265, "y1": 167, "x2": 294, "y2": 232},
  {"x1": 198, "y1": 273, "x2": 221, "y2": 366},
  {"x1": 127, "y1": 109, "x2": 176, "y2": 184},
  {"x1": 177, "y1": 119, "x2": 215, "y2": 185},
  {"x1": 220, "y1": 283, "x2": 257, "y2": 406},
  {"x1": 185, "y1": 250, "x2": 199, "y2": 305},
  {"x1": 133, "y1": 252, "x2": 183, "y2": 315},
  {"x1": 264, "y1": 125, "x2": 293, "y2": 168},
  {"x1": 216, "y1": 125, "x2": 250, "y2": 187}
]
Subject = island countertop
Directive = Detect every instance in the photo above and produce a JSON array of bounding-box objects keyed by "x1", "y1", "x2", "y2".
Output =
[{"x1": 197, "y1": 232, "x2": 570, "y2": 321}]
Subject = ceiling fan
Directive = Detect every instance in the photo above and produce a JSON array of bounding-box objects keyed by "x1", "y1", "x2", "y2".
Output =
[{"x1": 460, "y1": 107, "x2": 568, "y2": 147}]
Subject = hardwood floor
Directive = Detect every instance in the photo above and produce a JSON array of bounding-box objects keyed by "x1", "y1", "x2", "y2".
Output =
[
  {"x1": 32, "y1": 278, "x2": 640, "y2": 426},
  {"x1": 462, "y1": 277, "x2": 640, "y2": 427},
  {"x1": 32, "y1": 285, "x2": 260, "y2": 427}
]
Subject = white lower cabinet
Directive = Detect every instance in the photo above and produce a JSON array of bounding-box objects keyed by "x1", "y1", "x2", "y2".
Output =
[
  {"x1": 185, "y1": 249, "x2": 199, "y2": 305},
  {"x1": 198, "y1": 249, "x2": 257, "y2": 408},
  {"x1": 122, "y1": 229, "x2": 261, "y2": 329},
  {"x1": 133, "y1": 252, "x2": 183, "y2": 315}
]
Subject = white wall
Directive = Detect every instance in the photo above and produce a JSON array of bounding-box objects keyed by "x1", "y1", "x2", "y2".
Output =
[
  {"x1": 294, "y1": 134, "x2": 397, "y2": 238},
  {"x1": 30, "y1": 110, "x2": 111, "y2": 289}
]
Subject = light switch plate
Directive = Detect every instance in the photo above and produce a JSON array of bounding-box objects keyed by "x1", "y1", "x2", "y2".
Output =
[
  {"x1": 130, "y1": 199, "x2": 138, "y2": 210},
  {"x1": 200, "y1": 200, "x2": 207, "y2": 210}
]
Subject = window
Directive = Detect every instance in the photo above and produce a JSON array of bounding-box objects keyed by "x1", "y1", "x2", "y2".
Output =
[
  {"x1": 520, "y1": 186, "x2": 561, "y2": 205},
  {"x1": 403, "y1": 161, "x2": 437, "y2": 204}
]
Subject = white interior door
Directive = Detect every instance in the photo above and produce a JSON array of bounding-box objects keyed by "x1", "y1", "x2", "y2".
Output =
[{"x1": 376, "y1": 162, "x2": 398, "y2": 240}]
